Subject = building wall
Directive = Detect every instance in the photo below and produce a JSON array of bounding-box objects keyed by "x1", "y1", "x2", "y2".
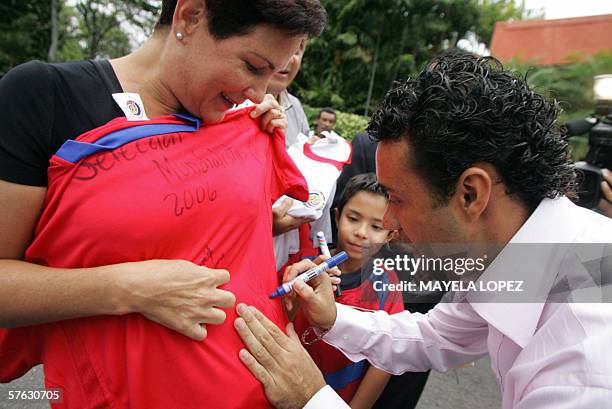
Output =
[{"x1": 491, "y1": 14, "x2": 612, "y2": 65}]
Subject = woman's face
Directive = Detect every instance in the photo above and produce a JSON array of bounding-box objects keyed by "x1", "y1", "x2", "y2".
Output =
[{"x1": 164, "y1": 24, "x2": 306, "y2": 123}]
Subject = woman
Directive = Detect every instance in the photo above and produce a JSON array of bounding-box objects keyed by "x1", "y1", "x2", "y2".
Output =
[{"x1": 0, "y1": 0, "x2": 326, "y2": 407}]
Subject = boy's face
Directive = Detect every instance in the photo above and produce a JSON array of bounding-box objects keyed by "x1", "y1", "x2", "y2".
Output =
[{"x1": 336, "y1": 191, "x2": 392, "y2": 267}]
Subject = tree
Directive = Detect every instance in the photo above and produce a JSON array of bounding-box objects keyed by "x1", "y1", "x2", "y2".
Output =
[
  {"x1": 476, "y1": 0, "x2": 534, "y2": 46},
  {"x1": 72, "y1": 0, "x2": 159, "y2": 59},
  {"x1": 294, "y1": 0, "x2": 482, "y2": 115},
  {"x1": 0, "y1": 0, "x2": 160, "y2": 73},
  {"x1": 0, "y1": 0, "x2": 52, "y2": 73},
  {"x1": 48, "y1": 0, "x2": 60, "y2": 62}
]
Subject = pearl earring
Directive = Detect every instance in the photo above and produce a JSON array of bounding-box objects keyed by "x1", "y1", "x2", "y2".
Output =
[{"x1": 176, "y1": 32, "x2": 184, "y2": 41}]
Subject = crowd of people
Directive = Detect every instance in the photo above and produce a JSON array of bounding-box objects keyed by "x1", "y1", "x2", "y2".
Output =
[{"x1": 1, "y1": 1, "x2": 612, "y2": 409}]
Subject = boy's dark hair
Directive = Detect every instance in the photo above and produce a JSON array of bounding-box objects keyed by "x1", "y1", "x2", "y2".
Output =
[
  {"x1": 155, "y1": 0, "x2": 326, "y2": 39},
  {"x1": 336, "y1": 173, "x2": 388, "y2": 217},
  {"x1": 317, "y1": 107, "x2": 336, "y2": 120},
  {"x1": 367, "y1": 54, "x2": 576, "y2": 210}
]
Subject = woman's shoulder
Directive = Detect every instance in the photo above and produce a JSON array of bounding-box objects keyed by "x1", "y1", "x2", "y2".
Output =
[
  {"x1": 1, "y1": 60, "x2": 51, "y2": 89},
  {"x1": 2, "y1": 59, "x2": 105, "y2": 95},
  {"x1": 4, "y1": 59, "x2": 110, "y2": 86},
  {"x1": 5, "y1": 59, "x2": 50, "y2": 74}
]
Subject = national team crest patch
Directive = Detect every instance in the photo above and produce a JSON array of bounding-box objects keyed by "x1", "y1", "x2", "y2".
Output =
[
  {"x1": 112, "y1": 92, "x2": 149, "y2": 121},
  {"x1": 126, "y1": 100, "x2": 142, "y2": 116},
  {"x1": 305, "y1": 190, "x2": 326, "y2": 210}
]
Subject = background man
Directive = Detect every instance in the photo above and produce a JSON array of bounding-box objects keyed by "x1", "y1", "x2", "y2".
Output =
[
  {"x1": 234, "y1": 54, "x2": 612, "y2": 409},
  {"x1": 309, "y1": 108, "x2": 337, "y2": 144},
  {"x1": 267, "y1": 39, "x2": 310, "y2": 149},
  {"x1": 268, "y1": 39, "x2": 314, "y2": 237}
]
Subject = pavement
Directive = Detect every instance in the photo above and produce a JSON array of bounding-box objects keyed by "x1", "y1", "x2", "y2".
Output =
[
  {"x1": 416, "y1": 357, "x2": 501, "y2": 409},
  {"x1": 1, "y1": 357, "x2": 501, "y2": 409},
  {"x1": 0, "y1": 366, "x2": 48, "y2": 409}
]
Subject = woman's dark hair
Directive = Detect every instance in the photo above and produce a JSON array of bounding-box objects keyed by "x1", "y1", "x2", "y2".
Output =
[
  {"x1": 155, "y1": 0, "x2": 326, "y2": 38},
  {"x1": 336, "y1": 173, "x2": 388, "y2": 217},
  {"x1": 367, "y1": 54, "x2": 577, "y2": 210}
]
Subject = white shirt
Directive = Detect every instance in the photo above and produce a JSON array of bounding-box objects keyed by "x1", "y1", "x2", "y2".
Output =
[
  {"x1": 304, "y1": 197, "x2": 612, "y2": 409},
  {"x1": 273, "y1": 134, "x2": 351, "y2": 269}
]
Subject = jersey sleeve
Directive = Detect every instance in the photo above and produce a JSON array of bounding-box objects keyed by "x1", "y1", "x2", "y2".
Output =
[
  {"x1": 0, "y1": 61, "x2": 56, "y2": 186},
  {"x1": 0, "y1": 327, "x2": 40, "y2": 382},
  {"x1": 270, "y1": 127, "x2": 309, "y2": 202}
]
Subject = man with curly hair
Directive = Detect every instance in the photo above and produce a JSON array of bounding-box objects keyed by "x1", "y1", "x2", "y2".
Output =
[{"x1": 234, "y1": 54, "x2": 612, "y2": 409}]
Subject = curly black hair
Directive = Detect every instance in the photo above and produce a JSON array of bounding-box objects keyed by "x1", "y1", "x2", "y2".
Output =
[{"x1": 367, "y1": 54, "x2": 577, "y2": 210}]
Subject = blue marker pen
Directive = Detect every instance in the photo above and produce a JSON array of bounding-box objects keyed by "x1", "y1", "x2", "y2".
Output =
[{"x1": 269, "y1": 251, "x2": 348, "y2": 299}]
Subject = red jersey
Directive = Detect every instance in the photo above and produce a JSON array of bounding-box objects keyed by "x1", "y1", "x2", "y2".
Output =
[
  {"x1": 0, "y1": 107, "x2": 307, "y2": 408},
  {"x1": 295, "y1": 266, "x2": 404, "y2": 402}
]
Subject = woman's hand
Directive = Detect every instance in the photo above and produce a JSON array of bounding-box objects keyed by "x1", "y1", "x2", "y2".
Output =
[
  {"x1": 112, "y1": 259, "x2": 236, "y2": 341},
  {"x1": 250, "y1": 94, "x2": 288, "y2": 134}
]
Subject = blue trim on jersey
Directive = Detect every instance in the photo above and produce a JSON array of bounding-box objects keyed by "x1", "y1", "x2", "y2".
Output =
[
  {"x1": 56, "y1": 121, "x2": 199, "y2": 163},
  {"x1": 324, "y1": 360, "x2": 367, "y2": 391},
  {"x1": 172, "y1": 114, "x2": 202, "y2": 128}
]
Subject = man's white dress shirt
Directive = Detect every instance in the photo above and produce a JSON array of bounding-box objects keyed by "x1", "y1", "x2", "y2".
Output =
[{"x1": 304, "y1": 197, "x2": 612, "y2": 409}]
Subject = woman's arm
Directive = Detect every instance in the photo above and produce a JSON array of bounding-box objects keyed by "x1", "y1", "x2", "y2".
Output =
[
  {"x1": 0, "y1": 180, "x2": 235, "y2": 340},
  {"x1": 349, "y1": 366, "x2": 391, "y2": 409}
]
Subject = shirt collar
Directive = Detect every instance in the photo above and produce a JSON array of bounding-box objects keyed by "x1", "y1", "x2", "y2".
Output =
[
  {"x1": 468, "y1": 196, "x2": 583, "y2": 348},
  {"x1": 278, "y1": 90, "x2": 289, "y2": 107}
]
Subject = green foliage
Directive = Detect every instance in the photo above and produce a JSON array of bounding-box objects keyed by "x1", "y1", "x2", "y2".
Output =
[
  {"x1": 0, "y1": 0, "x2": 160, "y2": 73},
  {"x1": 72, "y1": 1, "x2": 159, "y2": 59},
  {"x1": 334, "y1": 111, "x2": 370, "y2": 140},
  {"x1": 0, "y1": 0, "x2": 52, "y2": 73},
  {"x1": 293, "y1": 0, "x2": 475, "y2": 115},
  {"x1": 569, "y1": 136, "x2": 589, "y2": 161},
  {"x1": 304, "y1": 49, "x2": 612, "y2": 151},
  {"x1": 304, "y1": 105, "x2": 369, "y2": 141},
  {"x1": 293, "y1": 0, "x2": 528, "y2": 116},
  {"x1": 505, "y1": 51, "x2": 612, "y2": 160},
  {"x1": 477, "y1": 0, "x2": 535, "y2": 46},
  {"x1": 506, "y1": 50, "x2": 612, "y2": 117}
]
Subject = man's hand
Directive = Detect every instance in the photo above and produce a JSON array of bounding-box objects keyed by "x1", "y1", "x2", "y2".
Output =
[
  {"x1": 111, "y1": 259, "x2": 236, "y2": 341},
  {"x1": 597, "y1": 169, "x2": 612, "y2": 218},
  {"x1": 272, "y1": 197, "x2": 314, "y2": 236},
  {"x1": 250, "y1": 94, "x2": 288, "y2": 134},
  {"x1": 278, "y1": 258, "x2": 338, "y2": 331},
  {"x1": 234, "y1": 303, "x2": 326, "y2": 409},
  {"x1": 282, "y1": 257, "x2": 341, "y2": 323}
]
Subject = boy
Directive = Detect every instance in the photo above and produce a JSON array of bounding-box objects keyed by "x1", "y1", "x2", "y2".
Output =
[{"x1": 293, "y1": 173, "x2": 404, "y2": 409}]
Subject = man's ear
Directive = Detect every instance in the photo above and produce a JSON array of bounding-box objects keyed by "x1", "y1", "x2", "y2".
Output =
[
  {"x1": 453, "y1": 164, "x2": 494, "y2": 222},
  {"x1": 173, "y1": 0, "x2": 207, "y2": 36}
]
